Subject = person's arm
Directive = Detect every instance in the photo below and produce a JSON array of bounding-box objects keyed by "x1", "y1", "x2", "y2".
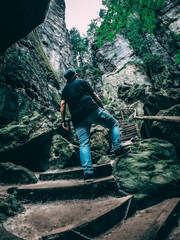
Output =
[
  {"x1": 60, "y1": 100, "x2": 69, "y2": 131},
  {"x1": 90, "y1": 91, "x2": 104, "y2": 109},
  {"x1": 60, "y1": 100, "x2": 66, "y2": 122}
]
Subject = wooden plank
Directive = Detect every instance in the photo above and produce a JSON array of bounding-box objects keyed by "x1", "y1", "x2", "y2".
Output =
[{"x1": 140, "y1": 198, "x2": 180, "y2": 240}]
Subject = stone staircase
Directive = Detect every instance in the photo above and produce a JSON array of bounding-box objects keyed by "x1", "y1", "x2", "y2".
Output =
[
  {"x1": 1, "y1": 163, "x2": 180, "y2": 240},
  {"x1": 2, "y1": 164, "x2": 132, "y2": 240}
]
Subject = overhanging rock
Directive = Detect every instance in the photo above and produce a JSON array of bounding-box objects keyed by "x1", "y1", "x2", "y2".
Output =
[{"x1": 0, "y1": 0, "x2": 50, "y2": 53}]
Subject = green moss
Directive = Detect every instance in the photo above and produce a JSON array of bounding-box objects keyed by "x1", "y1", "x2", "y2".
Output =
[{"x1": 113, "y1": 138, "x2": 180, "y2": 199}]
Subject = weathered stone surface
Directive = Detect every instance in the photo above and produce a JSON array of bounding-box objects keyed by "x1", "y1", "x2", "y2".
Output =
[
  {"x1": 95, "y1": 0, "x2": 180, "y2": 92},
  {"x1": 146, "y1": 33, "x2": 180, "y2": 88},
  {"x1": 0, "y1": 162, "x2": 37, "y2": 184},
  {"x1": 0, "y1": 195, "x2": 24, "y2": 224},
  {"x1": 113, "y1": 138, "x2": 180, "y2": 203},
  {"x1": 38, "y1": 0, "x2": 73, "y2": 76},
  {"x1": 143, "y1": 88, "x2": 180, "y2": 116},
  {"x1": 0, "y1": 109, "x2": 62, "y2": 171},
  {"x1": 43, "y1": 134, "x2": 79, "y2": 170},
  {"x1": 152, "y1": 104, "x2": 180, "y2": 157},
  {"x1": 0, "y1": 30, "x2": 61, "y2": 127},
  {"x1": 102, "y1": 63, "x2": 151, "y2": 107},
  {"x1": 97, "y1": 155, "x2": 112, "y2": 165},
  {"x1": 154, "y1": 0, "x2": 180, "y2": 73},
  {"x1": 118, "y1": 84, "x2": 152, "y2": 104},
  {"x1": 95, "y1": 34, "x2": 136, "y2": 73},
  {"x1": 90, "y1": 126, "x2": 110, "y2": 161},
  {"x1": 0, "y1": 0, "x2": 50, "y2": 53}
]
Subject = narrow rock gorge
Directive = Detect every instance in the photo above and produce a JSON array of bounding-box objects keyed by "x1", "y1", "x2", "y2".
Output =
[{"x1": 0, "y1": 0, "x2": 180, "y2": 239}]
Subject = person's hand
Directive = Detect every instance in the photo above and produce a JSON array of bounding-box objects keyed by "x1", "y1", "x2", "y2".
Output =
[
  {"x1": 62, "y1": 121, "x2": 69, "y2": 131},
  {"x1": 106, "y1": 110, "x2": 111, "y2": 115}
]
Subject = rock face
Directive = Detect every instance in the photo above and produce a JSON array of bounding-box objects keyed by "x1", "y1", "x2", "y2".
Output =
[
  {"x1": 143, "y1": 88, "x2": 180, "y2": 116},
  {"x1": 38, "y1": 0, "x2": 73, "y2": 77},
  {"x1": 0, "y1": 0, "x2": 50, "y2": 53},
  {"x1": 0, "y1": 30, "x2": 62, "y2": 127},
  {"x1": 152, "y1": 104, "x2": 180, "y2": 157},
  {"x1": 43, "y1": 134, "x2": 79, "y2": 170},
  {"x1": 113, "y1": 138, "x2": 180, "y2": 205},
  {"x1": 0, "y1": 0, "x2": 74, "y2": 173},
  {"x1": 95, "y1": 0, "x2": 180, "y2": 93},
  {"x1": 0, "y1": 196, "x2": 23, "y2": 223},
  {"x1": 95, "y1": 35, "x2": 137, "y2": 74},
  {"x1": 0, "y1": 162, "x2": 37, "y2": 184},
  {"x1": 90, "y1": 126, "x2": 110, "y2": 162},
  {"x1": 0, "y1": 109, "x2": 62, "y2": 171},
  {"x1": 102, "y1": 63, "x2": 151, "y2": 109}
]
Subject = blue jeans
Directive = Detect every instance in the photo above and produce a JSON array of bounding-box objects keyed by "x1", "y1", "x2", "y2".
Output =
[{"x1": 74, "y1": 108, "x2": 121, "y2": 175}]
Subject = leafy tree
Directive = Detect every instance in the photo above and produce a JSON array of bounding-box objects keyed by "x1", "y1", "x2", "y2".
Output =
[
  {"x1": 94, "y1": 0, "x2": 174, "y2": 88},
  {"x1": 96, "y1": 0, "x2": 165, "y2": 47},
  {"x1": 175, "y1": 50, "x2": 180, "y2": 65},
  {"x1": 70, "y1": 27, "x2": 88, "y2": 67}
]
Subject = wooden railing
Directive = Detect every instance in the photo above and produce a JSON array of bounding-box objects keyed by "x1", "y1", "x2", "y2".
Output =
[
  {"x1": 119, "y1": 108, "x2": 180, "y2": 138},
  {"x1": 133, "y1": 109, "x2": 180, "y2": 123}
]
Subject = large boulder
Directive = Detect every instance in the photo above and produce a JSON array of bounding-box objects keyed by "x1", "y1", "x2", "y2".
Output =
[
  {"x1": 143, "y1": 88, "x2": 180, "y2": 116},
  {"x1": 0, "y1": 195, "x2": 24, "y2": 223},
  {"x1": 0, "y1": 30, "x2": 61, "y2": 127},
  {"x1": 0, "y1": 0, "x2": 50, "y2": 53},
  {"x1": 0, "y1": 162, "x2": 37, "y2": 184},
  {"x1": 102, "y1": 63, "x2": 151, "y2": 109},
  {"x1": 118, "y1": 84, "x2": 152, "y2": 104},
  {"x1": 90, "y1": 126, "x2": 110, "y2": 162},
  {"x1": 0, "y1": 109, "x2": 62, "y2": 171},
  {"x1": 152, "y1": 104, "x2": 180, "y2": 157},
  {"x1": 43, "y1": 134, "x2": 79, "y2": 170},
  {"x1": 113, "y1": 138, "x2": 180, "y2": 207}
]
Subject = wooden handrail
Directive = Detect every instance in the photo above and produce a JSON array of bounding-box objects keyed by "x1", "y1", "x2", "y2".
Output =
[{"x1": 134, "y1": 109, "x2": 180, "y2": 123}]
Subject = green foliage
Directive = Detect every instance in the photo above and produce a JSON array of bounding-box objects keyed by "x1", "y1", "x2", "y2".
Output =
[
  {"x1": 87, "y1": 20, "x2": 98, "y2": 38},
  {"x1": 96, "y1": 0, "x2": 165, "y2": 47},
  {"x1": 76, "y1": 64, "x2": 103, "y2": 87},
  {"x1": 175, "y1": 50, "x2": 180, "y2": 65},
  {"x1": 142, "y1": 54, "x2": 164, "y2": 74},
  {"x1": 70, "y1": 27, "x2": 88, "y2": 67}
]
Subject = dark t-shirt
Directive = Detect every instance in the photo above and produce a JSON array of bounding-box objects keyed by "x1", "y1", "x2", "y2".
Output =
[{"x1": 61, "y1": 78, "x2": 98, "y2": 126}]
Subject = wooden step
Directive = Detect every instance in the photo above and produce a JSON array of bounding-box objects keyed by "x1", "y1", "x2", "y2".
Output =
[
  {"x1": 0, "y1": 226, "x2": 23, "y2": 240},
  {"x1": 39, "y1": 164, "x2": 112, "y2": 181},
  {"x1": 42, "y1": 196, "x2": 133, "y2": 240},
  {"x1": 95, "y1": 198, "x2": 180, "y2": 240},
  {"x1": 8, "y1": 176, "x2": 118, "y2": 202},
  {"x1": 3, "y1": 197, "x2": 132, "y2": 240}
]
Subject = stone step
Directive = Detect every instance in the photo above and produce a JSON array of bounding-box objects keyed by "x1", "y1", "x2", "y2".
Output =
[
  {"x1": 42, "y1": 196, "x2": 132, "y2": 240},
  {"x1": 95, "y1": 198, "x2": 180, "y2": 240},
  {"x1": 39, "y1": 164, "x2": 112, "y2": 181},
  {"x1": 8, "y1": 176, "x2": 118, "y2": 203}
]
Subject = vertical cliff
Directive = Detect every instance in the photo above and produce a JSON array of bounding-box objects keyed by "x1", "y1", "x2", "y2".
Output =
[
  {"x1": 0, "y1": 0, "x2": 74, "y2": 170},
  {"x1": 38, "y1": 0, "x2": 73, "y2": 77},
  {"x1": 95, "y1": 0, "x2": 180, "y2": 87},
  {"x1": 0, "y1": 30, "x2": 61, "y2": 127}
]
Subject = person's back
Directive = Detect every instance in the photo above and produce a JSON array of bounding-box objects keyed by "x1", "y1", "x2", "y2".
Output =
[
  {"x1": 60, "y1": 69, "x2": 130, "y2": 183},
  {"x1": 62, "y1": 78, "x2": 98, "y2": 126}
]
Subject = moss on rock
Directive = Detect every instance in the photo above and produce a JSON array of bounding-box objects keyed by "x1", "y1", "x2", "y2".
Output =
[
  {"x1": 0, "y1": 162, "x2": 37, "y2": 184},
  {"x1": 152, "y1": 104, "x2": 180, "y2": 157},
  {"x1": 143, "y1": 88, "x2": 180, "y2": 116},
  {"x1": 113, "y1": 138, "x2": 180, "y2": 205},
  {"x1": 0, "y1": 195, "x2": 24, "y2": 223},
  {"x1": 43, "y1": 134, "x2": 79, "y2": 170},
  {"x1": 90, "y1": 126, "x2": 110, "y2": 162}
]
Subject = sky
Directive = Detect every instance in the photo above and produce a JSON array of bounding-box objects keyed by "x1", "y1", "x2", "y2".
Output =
[{"x1": 65, "y1": 0, "x2": 103, "y2": 35}]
